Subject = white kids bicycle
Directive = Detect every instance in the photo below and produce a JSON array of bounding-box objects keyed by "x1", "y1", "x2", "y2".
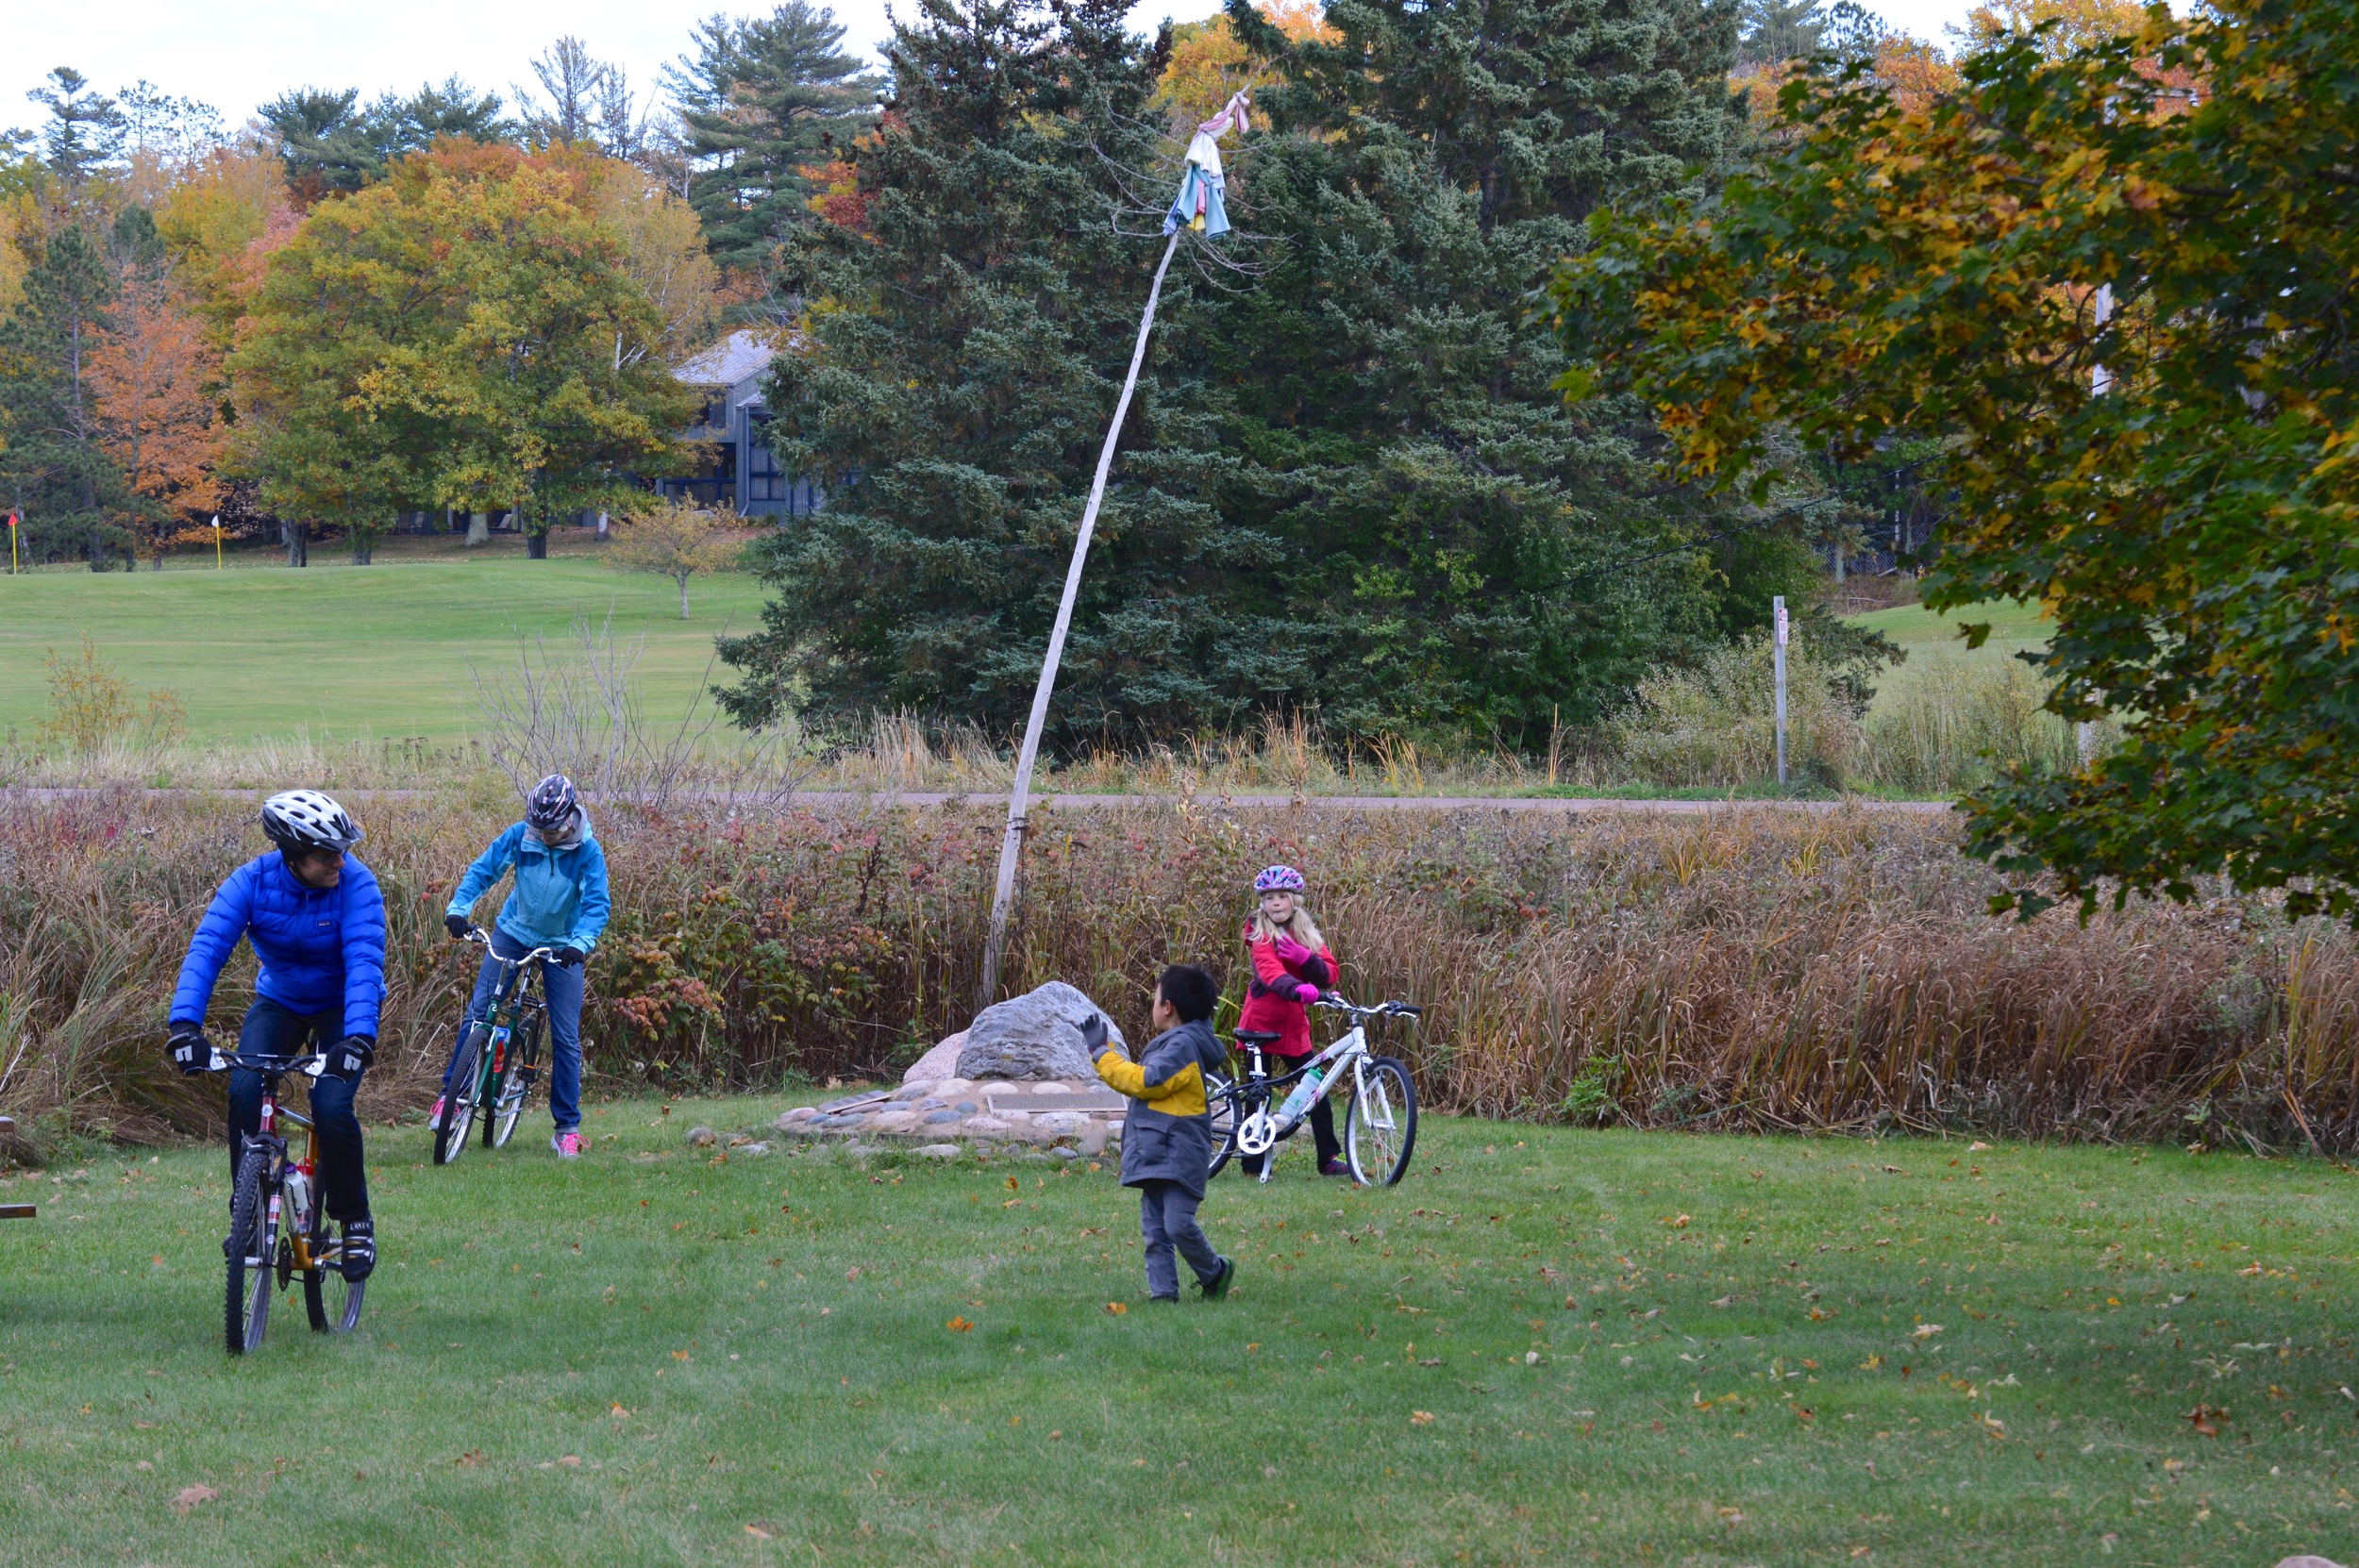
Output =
[{"x1": 1207, "y1": 996, "x2": 1420, "y2": 1187}]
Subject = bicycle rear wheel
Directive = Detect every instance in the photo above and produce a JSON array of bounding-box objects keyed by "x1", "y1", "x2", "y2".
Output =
[
  {"x1": 224, "y1": 1144, "x2": 274, "y2": 1355},
  {"x1": 492, "y1": 1013, "x2": 541, "y2": 1149},
  {"x1": 1205, "y1": 1070, "x2": 1239, "y2": 1179},
  {"x1": 1345, "y1": 1057, "x2": 1418, "y2": 1187},
  {"x1": 302, "y1": 1198, "x2": 365, "y2": 1333},
  {"x1": 435, "y1": 1024, "x2": 484, "y2": 1166}
]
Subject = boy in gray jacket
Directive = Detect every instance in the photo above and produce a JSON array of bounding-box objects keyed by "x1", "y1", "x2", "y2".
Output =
[{"x1": 1083, "y1": 964, "x2": 1237, "y2": 1302}]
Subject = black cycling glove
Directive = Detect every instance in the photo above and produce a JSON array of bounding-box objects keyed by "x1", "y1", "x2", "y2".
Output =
[
  {"x1": 445, "y1": 913, "x2": 470, "y2": 940},
  {"x1": 167, "y1": 1026, "x2": 209, "y2": 1076},
  {"x1": 555, "y1": 945, "x2": 586, "y2": 968},
  {"x1": 325, "y1": 1035, "x2": 375, "y2": 1081}
]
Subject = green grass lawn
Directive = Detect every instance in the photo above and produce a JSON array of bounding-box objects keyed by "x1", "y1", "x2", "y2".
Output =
[
  {"x1": 1846, "y1": 599, "x2": 2056, "y2": 726},
  {"x1": 5, "y1": 1102, "x2": 2354, "y2": 1566},
  {"x1": 0, "y1": 548, "x2": 771, "y2": 744}
]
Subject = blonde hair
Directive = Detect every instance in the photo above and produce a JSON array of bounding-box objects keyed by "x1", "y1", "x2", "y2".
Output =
[{"x1": 1249, "y1": 902, "x2": 1325, "y2": 952}]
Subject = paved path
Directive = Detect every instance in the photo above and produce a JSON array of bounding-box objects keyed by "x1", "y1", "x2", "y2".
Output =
[{"x1": 6, "y1": 785, "x2": 1953, "y2": 815}]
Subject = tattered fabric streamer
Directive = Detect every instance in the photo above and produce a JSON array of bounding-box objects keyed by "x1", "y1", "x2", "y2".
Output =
[{"x1": 1163, "y1": 90, "x2": 1252, "y2": 239}]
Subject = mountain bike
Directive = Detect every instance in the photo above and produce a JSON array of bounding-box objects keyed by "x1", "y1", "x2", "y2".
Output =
[
  {"x1": 433, "y1": 928, "x2": 553, "y2": 1166},
  {"x1": 1207, "y1": 997, "x2": 1420, "y2": 1187},
  {"x1": 209, "y1": 1045, "x2": 364, "y2": 1354}
]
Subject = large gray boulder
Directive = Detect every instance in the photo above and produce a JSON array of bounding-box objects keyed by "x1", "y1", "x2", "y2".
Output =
[{"x1": 957, "y1": 982, "x2": 1125, "y2": 1081}]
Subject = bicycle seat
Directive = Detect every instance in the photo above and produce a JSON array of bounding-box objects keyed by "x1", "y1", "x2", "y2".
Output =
[{"x1": 1232, "y1": 1029, "x2": 1280, "y2": 1046}]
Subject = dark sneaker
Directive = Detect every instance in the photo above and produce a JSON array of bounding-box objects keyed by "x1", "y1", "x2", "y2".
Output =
[
  {"x1": 340, "y1": 1217, "x2": 376, "y2": 1282},
  {"x1": 1199, "y1": 1257, "x2": 1236, "y2": 1301},
  {"x1": 1319, "y1": 1157, "x2": 1352, "y2": 1178}
]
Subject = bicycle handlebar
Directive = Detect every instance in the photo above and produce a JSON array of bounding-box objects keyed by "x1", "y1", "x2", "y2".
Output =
[
  {"x1": 462, "y1": 927, "x2": 559, "y2": 967},
  {"x1": 1312, "y1": 996, "x2": 1423, "y2": 1021},
  {"x1": 203, "y1": 1047, "x2": 327, "y2": 1076}
]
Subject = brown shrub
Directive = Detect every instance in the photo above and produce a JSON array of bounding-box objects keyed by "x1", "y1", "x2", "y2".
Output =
[{"x1": 1, "y1": 793, "x2": 2353, "y2": 1153}]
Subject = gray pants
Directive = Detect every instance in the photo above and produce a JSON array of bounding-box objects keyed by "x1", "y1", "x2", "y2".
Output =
[{"x1": 1139, "y1": 1179, "x2": 1222, "y2": 1298}]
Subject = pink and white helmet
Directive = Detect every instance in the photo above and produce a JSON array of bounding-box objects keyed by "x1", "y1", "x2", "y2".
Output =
[{"x1": 1253, "y1": 864, "x2": 1306, "y2": 894}]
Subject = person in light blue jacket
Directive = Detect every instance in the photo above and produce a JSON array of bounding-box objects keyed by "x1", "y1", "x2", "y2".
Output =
[{"x1": 438, "y1": 775, "x2": 611, "y2": 1156}]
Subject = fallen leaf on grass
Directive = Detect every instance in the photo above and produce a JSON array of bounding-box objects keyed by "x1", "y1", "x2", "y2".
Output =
[
  {"x1": 1710, "y1": 1295, "x2": 1734, "y2": 1308},
  {"x1": 745, "y1": 1523, "x2": 777, "y2": 1540},
  {"x1": 947, "y1": 1315, "x2": 975, "y2": 1331},
  {"x1": 1911, "y1": 1324, "x2": 1943, "y2": 1340},
  {"x1": 1968, "y1": 1141, "x2": 1991, "y2": 1152},
  {"x1": 2184, "y1": 1404, "x2": 2228, "y2": 1437},
  {"x1": 610, "y1": 1404, "x2": 631, "y2": 1419},
  {"x1": 558, "y1": 1455, "x2": 582, "y2": 1467},
  {"x1": 457, "y1": 1450, "x2": 484, "y2": 1467},
  {"x1": 172, "y1": 1484, "x2": 218, "y2": 1515},
  {"x1": 845, "y1": 1266, "x2": 862, "y2": 1281},
  {"x1": 1103, "y1": 1302, "x2": 1127, "y2": 1316},
  {"x1": 1411, "y1": 1410, "x2": 1435, "y2": 1426}
]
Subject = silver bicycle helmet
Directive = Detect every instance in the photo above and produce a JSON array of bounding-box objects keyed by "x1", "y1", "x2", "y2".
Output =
[{"x1": 259, "y1": 789, "x2": 364, "y2": 854}]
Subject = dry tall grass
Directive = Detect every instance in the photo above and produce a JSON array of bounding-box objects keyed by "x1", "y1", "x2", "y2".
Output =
[{"x1": 3, "y1": 794, "x2": 2353, "y2": 1156}]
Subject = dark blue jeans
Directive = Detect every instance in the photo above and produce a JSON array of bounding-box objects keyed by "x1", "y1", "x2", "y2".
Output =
[
  {"x1": 443, "y1": 928, "x2": 583, "y2": 1132},
  {"x1": 227, "y1": 998, "x2": 368, "y2": 1223}
]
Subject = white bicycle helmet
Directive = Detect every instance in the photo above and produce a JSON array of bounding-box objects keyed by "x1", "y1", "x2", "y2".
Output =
[{"x1": 259, "y1": 789, "x2": 364, "y2": 854}]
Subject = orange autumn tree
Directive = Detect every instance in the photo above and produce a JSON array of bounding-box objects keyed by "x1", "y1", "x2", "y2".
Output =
[
  {"x1": 87, "y1": 209, "x2": 224, "y2": 566},
  {"x1": 1157, "y1": 0, "x2": 1335, "y2": 128}
]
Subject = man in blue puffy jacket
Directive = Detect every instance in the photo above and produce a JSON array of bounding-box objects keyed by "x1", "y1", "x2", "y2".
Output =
[
  {"x1": 438, "y1": 775, "x2": 611, "y2": 1157},
  {"x1": 167, "y1": 790, "x2": 385, "y2": 1281}
]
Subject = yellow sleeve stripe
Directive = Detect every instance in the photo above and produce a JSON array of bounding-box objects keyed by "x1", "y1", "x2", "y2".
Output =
[
  {"x1": 1095, "y1": 1048, "x2": 1148, "y2": 1099},
  {"x1": 1095, "y1": 1052, "x2": 1208, "y2": 1117}
]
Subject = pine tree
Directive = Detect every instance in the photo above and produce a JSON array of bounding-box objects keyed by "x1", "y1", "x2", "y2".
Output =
[
  {"x1": 260, "y1": 80, "x2": 510, "y2": 200},
  {"x1": 1185, "y1": 0, "x2": 1812, "y2": 744},
  {"x1": 720, "y1": 0, "x2": 1840, "y2": 752},
  {"x1": 0, "y1": 221, "x2": 129, "y2": 568},
  {"x1": 715, "y1": 0, "x2": 1269, "y2": 744},
  {"x1": 662, "y1": 3, "x2": 879, "y2": 273}
]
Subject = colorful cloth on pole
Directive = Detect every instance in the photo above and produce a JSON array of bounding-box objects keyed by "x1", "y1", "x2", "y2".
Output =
[{"x1": 1163, "y1": 91, "x2": 1251, "y2": 239}]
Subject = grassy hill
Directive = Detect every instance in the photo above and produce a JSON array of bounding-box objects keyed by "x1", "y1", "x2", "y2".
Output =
[{"x1": 0, "y1": 543, "x2": 770, "y2": 745}]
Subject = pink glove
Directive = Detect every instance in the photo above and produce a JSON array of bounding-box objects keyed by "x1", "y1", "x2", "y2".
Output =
[
  {"x1": 1273, "y1": 935, "x2": 1313, "y2": 967},
  {"x1": 1293, "y1": 982, "x2": 1322, "y2": 1006}
]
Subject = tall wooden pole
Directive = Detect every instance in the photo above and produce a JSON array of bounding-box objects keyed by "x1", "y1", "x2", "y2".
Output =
[{"x1": 977, "y1": 231, "x2": 1182, "y2": 1012}]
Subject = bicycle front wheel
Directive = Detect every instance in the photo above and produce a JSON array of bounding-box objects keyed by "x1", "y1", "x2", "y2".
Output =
[
  {"x1": 1345, "y1": 1057, "x2": 1418, "y2": 1187},
  {"x1": 1205, "y1": 1070, "x2": 1239, "y2": 1180},
  {"x1": 302, "y1": 1201, "x2": 364, "y2": 1334},
  {"x1": 225, "y1": 1144, "x2": 274, "y2": 1355},
  {"x1": 435, "y1": 1024, "x2": 484, "y2": 1166},
  {"x1": 492, "y1": 1014, "x2": 541, "y2": 1150}
]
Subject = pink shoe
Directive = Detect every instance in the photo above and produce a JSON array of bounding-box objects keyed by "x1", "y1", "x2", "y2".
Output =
[
  {"x1": 1319, "y1": 1157, "x2": 1353, "y2": 1177},
  {"x1": 428, "y1": 1096, "x2": 445, "y2": 1130},
  {"x1": 551, "y1": 1130, "x2": 585, "y2": 1159}
]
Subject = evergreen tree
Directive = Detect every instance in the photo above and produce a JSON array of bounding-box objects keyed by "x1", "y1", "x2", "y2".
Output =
[
  {"x1": 662, "y1": 3, "x2": 879, "y2": 272},
  {"x1": 25, "y1": 69, "x2": 123, "y2": 183},
  {"x1": 716, "y1": 0, "x2": 1268, "y2": 743},
  {"x1": 260, "y1": 79, "x2": 511, "y2": 199},
  {"x1": 0, "y1": 222, "x2": 128, "y2": 568},
  {"x1": 719, "y1": 0, "x2": 1842, "y2": 752},
  {"x1": 1187, "y1": 0, "x2": 1815, "y2": 744}
]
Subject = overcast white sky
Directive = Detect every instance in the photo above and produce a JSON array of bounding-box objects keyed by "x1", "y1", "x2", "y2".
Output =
[{"x1": 1, "y1": 0, "x2": 1985, "y2": 139}]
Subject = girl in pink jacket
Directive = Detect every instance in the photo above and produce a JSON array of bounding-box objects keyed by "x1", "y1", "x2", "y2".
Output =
[{"x1": 1234, "y1": 864, "x2": 1347, "y2": 1177}]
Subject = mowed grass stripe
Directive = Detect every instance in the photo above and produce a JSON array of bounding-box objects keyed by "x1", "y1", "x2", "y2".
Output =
[
  {"x1": 2, "y1": 1102, "x2": 2352, "y2": 1565},
  {"x1": 0, "y1": 558, "x2": 770, "y2": 743}
]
